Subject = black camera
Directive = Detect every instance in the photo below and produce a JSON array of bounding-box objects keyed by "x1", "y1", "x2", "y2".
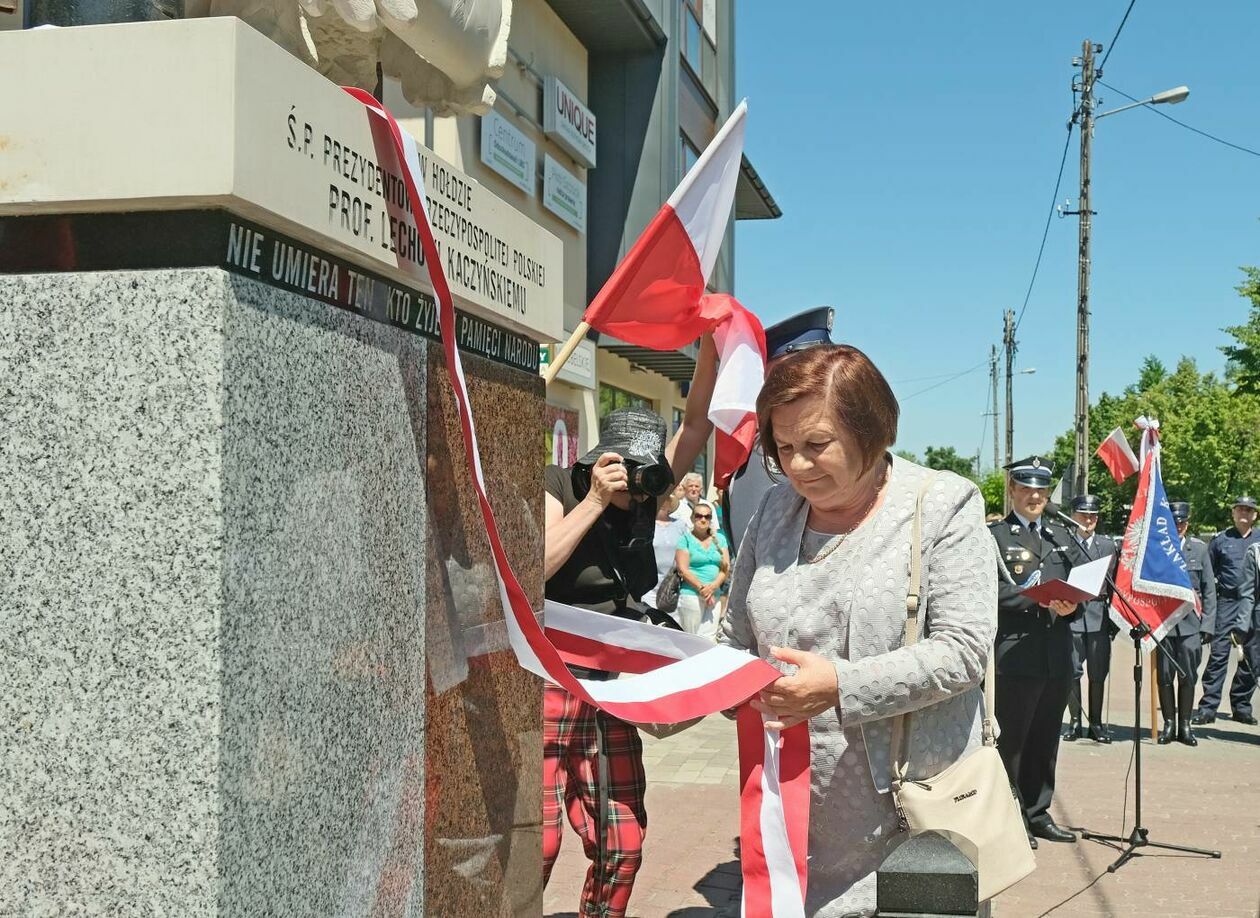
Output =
[
  {"x1": 623, "y1": 458, "x2": 674, "y2": 498},
  {"x1": 571, "y1": 457, "x2": 675, "y2": 500}
]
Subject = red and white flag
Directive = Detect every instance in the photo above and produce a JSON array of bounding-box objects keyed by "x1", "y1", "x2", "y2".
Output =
[
  {"x1": 583, "y1": 101, "x2": 747, "y2": 349},
  {"x1": 579, "y1": 101, "x2": 767, "y2": 484},
  {"x1": 1096, "y1": 427, "x2": 1140, "y2": 484}
]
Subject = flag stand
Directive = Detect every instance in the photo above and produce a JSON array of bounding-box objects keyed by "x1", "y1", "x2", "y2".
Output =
[
  {"x1": 1076, "y1": 617, "x2": 1222, "y2": 871},
  {"x1": 1051, "y1": 517, "x2": 1221, "y2": 870},
  {"x1": 542, "y1": 322, "x2": 590, "y2": 385}
]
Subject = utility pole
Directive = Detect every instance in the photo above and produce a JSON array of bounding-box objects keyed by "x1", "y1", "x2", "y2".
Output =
[
  {"x1": 990, "y1": 344, "x2": 1000, "y2": 473},
  {"x1": 1003, "y1": 310, "x2": 1016, "y2": 516},
  {"x1": 1003, "y1": 310, "x2": 1015, "y2": 467},
  {"x1": 1070, "y1": 39, "x2": 1099, "y2": 498}
]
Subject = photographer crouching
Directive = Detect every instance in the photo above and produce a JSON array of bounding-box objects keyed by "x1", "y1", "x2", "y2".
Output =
[{"x1": 541, "y1": 335, "x2": 717, "y2": 918}]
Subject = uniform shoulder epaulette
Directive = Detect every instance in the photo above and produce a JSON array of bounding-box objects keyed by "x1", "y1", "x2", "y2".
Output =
[{"x1": 987, "y1": 519, "x2": 1004, "y2": 530}]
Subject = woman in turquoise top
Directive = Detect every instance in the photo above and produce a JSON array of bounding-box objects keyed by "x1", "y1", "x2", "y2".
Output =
[{"x1": 674, "y1": 505, "x2": 730, "y2": 639}]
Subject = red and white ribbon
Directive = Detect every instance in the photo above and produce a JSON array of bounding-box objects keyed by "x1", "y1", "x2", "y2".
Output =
[{"x1": 343, "y1": 87, "x2": 808, "y2": 914}]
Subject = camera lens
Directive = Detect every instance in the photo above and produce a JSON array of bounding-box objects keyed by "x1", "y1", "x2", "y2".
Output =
[{"x1": 631, "y1": 462, "x2": 674, "y2": 498}]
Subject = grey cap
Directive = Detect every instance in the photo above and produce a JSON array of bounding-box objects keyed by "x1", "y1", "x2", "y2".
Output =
[
  {"x1": 576, "y1": 406, "x2": 669, "y2": 468},
  {"x1": 1234, "y1": 495, "x2": 1258, "y2": 509},
  {"x1": 1169, "y1": 500, "x2": 1191, "y2": 522}
]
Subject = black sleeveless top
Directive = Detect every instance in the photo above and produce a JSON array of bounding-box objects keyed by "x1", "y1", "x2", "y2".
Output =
[{"x1": 543, "y1": 464, "x2": 649, "y2": 620}]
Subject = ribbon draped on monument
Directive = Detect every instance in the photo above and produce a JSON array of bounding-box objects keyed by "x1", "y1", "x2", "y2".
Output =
[
  {"x1": 1109, "y1": 417, "x2": 1200, "y2": 649},
  {"x1": 343, "y1": 89, "x2": 809, "y2": 915}
]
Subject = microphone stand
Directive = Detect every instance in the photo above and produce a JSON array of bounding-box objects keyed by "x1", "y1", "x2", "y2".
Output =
[{"x1": 1049, "y1": 510, "x2": 1221, "y2": 871}]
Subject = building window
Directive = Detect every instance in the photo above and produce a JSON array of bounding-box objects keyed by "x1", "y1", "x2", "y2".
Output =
[
  {"x1": 682, "y1": 0, "x2": 718, "y2": 98},
  {"x1": 680, "y1": 132, "x2": 700, "y2": 181},
  {"x1": 599, "y1": 383, "x2": 652, "y2": 419},
  {"x1": 682, "y1": 1, "x2": 704, "y2": 76}
]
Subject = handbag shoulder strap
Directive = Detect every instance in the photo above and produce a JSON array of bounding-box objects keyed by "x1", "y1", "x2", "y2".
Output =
[{"x1": 889, "y1": 474, "x2": 998, "y2": 786}]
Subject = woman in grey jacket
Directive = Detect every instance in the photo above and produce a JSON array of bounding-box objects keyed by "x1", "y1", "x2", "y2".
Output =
[{"x1": 720, "y1": 345, "x2": 997, "y2": 917}]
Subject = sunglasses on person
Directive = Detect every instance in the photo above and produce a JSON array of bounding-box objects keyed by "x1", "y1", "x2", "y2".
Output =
[{"x1": 693, "y1": 512, "x2": 712, "y2": 521}]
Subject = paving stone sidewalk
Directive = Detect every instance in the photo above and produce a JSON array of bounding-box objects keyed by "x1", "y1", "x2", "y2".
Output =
[{"x1": 544, "y1": 639, "x2": 1260, "y2": 917}]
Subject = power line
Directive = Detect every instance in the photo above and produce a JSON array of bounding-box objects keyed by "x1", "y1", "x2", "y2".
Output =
[
  {"x1": 1013, "y1": 119, "x2": 1076, "y2": 335},
  {"x1": 900, "y1": 359, "x2": 988, "y2": 401},
  {"x1": 975, "y1": 372, "x2": 992, "y2": 474},
  {"x1": 1097, "y1": 0, "x2": 1137, "y2": 72},
  {"x1": 1098, "y1": 79, "x2": 1260, "y2": 158}
]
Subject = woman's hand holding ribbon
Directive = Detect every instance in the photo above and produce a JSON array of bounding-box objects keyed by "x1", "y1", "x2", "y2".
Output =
[{"x1": 751, "y1": 646, "x2": 840, "y2": 730}]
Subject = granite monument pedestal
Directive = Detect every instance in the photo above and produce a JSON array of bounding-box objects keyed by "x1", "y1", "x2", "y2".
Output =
[{"x1": 1, "y1": 18, "x2": 557, "y2": 917}]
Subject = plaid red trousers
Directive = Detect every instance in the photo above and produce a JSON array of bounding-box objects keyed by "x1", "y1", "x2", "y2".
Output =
[{"x1": 542, "y1": 682, "x2": 647, "y2": 918}]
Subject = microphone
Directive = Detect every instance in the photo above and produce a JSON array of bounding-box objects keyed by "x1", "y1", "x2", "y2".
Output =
[{"x1": 1047, "y1": 508, "x2": 1086, "y2": 532}]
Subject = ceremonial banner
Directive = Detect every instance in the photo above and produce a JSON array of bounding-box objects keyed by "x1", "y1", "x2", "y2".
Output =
[
  {"x1": 344, "y1": 88, "x2": 809, "y2": 915},
  {"x1": 1110, "y1": 419, "x2": 1198, "y2": 647}
]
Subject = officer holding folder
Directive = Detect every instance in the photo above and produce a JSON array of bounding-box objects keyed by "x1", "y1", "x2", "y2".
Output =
[{"x1": 990, "y1": 456, "x2": 1084, "y2": 846}]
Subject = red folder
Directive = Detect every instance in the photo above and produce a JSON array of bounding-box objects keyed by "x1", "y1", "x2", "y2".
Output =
[{"x1": 1020, "y1": 555, "x2": 1110, "y2": 605}]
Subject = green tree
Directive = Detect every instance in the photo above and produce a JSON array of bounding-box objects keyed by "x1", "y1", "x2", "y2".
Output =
[
  {"x1": 979, "y1": 470, "x2": 1006, "y2": 517},
  {"x1": 894, "y1": 448, "x2": 919, "y2": 463},
  {"x1": 1220, "y1": 266, "x2": 1260, "y2": 394},
  {"x1": 923, "y1": 445, "x2": 978, "y2": 480}
]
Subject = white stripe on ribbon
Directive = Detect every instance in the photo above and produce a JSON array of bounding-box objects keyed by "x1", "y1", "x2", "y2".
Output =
[
  {"x1": 758, "y1": 717, "x2": 806, "y2": 918},
  {"x1": 342, "y1": 87, "x2": 805, "y2": 914}
]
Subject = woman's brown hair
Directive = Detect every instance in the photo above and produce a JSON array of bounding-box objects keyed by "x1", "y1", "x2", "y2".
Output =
[{"x1": 756, "y1": 344, "x2": 899, "y2": 476}]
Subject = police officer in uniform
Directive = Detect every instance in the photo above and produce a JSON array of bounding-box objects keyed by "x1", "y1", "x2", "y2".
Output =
[
  {"x1": 1193, "y1": 496, "x2": 1260, "y2": 725},
  {"x1": 1158, "y1": 501, "x2": 1216, "y2": 745},
  {"x1": 991, "y1": 456, "x2": 1083, "y2": 846},
  {"x1": 727, "y1": 307, "x2": 834, "y2": 550},
  {"x1": 1063, "y1": 494, "x2": 1118, "y2": 743}
]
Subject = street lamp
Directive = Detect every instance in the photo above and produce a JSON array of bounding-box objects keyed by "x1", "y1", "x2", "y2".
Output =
[
  {"x1": 1067, "y1": 36, "x2": 1188, "y2": 497},
  {"x1": 1096, "y1": 85, "x2": 1190, "y2": 120}
]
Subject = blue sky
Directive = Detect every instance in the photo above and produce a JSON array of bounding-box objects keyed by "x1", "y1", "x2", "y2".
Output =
[{"x1": 734, "y1": 1, "x2": 1260, "y2": 468}]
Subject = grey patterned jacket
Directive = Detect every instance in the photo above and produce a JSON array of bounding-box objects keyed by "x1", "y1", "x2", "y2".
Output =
[{"x1": 720, "y1": 456, "x2": 998, "y2": 793}]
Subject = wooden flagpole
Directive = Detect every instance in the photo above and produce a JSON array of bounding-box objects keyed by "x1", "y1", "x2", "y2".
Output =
[{"x1": 542, "y1": 322, "x2": 590, "y2": 385}]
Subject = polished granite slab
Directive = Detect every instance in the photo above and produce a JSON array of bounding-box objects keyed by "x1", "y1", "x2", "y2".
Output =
[{"x1": 0, "y1": 268, "x2": 544, "y2": 915}]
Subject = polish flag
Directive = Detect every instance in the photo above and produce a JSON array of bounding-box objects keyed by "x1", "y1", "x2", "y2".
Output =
[
  {"x1": 1096, "y1": 427, "x2": 1140, "y2": 484},
  {"x1": 708, "y1": 294, "x2": 767, "y2": 488},
  {"x1": 582, "y1": 101, "x2": 748, "y2": 350}
]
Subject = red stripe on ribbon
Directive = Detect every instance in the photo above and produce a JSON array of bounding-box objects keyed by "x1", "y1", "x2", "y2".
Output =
[{"x1": 544, "y1": 628, "x2": 683, "y2": 674}]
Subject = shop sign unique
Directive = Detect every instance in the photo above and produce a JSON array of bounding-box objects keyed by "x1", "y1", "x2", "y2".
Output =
[
  {"x1": 543, "y1": 76, "x2": 597, "y2": 169},
  {"x1": 480, "y1": 109, "x2": 536, "y2": 196},
  {"x1": 539, "y1": 336, "x2": 596, "y2": 390},
  {"x1": 542, "y1": 155, "x2": 586, "y2": 235},
  {"x1": 545, "y1": 404, "x2": 581, "y2": 468}
]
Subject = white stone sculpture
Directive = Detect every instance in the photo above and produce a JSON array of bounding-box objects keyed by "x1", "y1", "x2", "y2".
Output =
[{"x1": 186, "y1": 0, "x2": 510, "y2": 115}]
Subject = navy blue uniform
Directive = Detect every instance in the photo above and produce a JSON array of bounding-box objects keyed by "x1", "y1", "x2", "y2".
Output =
[
  {"x1": 1066, "y1": 534, "x2": 1118, "y2": 729},
  {"x1": 991, "y1": 513, "x2": 1084, "y2": 828},
  {"x1": 1159, "y1": 537, "x2": 1216, "y2": 729},
  {"x1": 1196, "y1": 527, "x2": 1260, "y2": 718}
]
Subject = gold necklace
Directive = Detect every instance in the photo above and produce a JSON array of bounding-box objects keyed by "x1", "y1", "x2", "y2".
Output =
[{"x1": 803, "y1": 531, "x2": 849, "y2": 565}]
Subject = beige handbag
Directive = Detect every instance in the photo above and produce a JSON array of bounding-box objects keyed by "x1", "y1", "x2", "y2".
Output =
[{"x1": 888, "y1": 476, "x2": 1036, "y2": 902}]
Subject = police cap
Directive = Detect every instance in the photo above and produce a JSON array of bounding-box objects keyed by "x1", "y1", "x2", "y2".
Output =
[
  {"x1": 1072, "y1": 494, "x2": 1102, "y2": 514},
  {"x1": 1233, "y1": 495, "x2": 1258, "y2": 509},
  {"x1": 765, "y1": 307, "x2": 835, "y2": 360},
  {"x1": 1004, "y1": 455, "x2": 1054, "y2": 489},
  {"x1": 1169, "y1": 500, "x2": 1191, "y2": 522}
]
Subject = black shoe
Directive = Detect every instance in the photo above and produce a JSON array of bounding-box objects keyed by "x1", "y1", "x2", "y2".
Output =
[
  {"x1": 1088, "y1": 725, "x2": 1113, "y2": 744},
  {"x1": 1178, "y1": 725, "x2": 1199, "y2": 747},
  {"x1": 1232, "y1": 712, "x2": 1258, "y2": 726},
  {"x1": 1030, "y1": 822, "x2": 1077, "y2": 843},
  {"x1": 1158, "y1": 721, "x2": 1176, "y2": 745},
  {"x1": 1062, "y1": 721, "x2": 1083, "y2": 741},
  {"x1": 1191, "y1": 711, "x2": 1216, "y2": 725},
  {"x1": 1026, "y1": 832, "x2": 1039, "y2": 850}
]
